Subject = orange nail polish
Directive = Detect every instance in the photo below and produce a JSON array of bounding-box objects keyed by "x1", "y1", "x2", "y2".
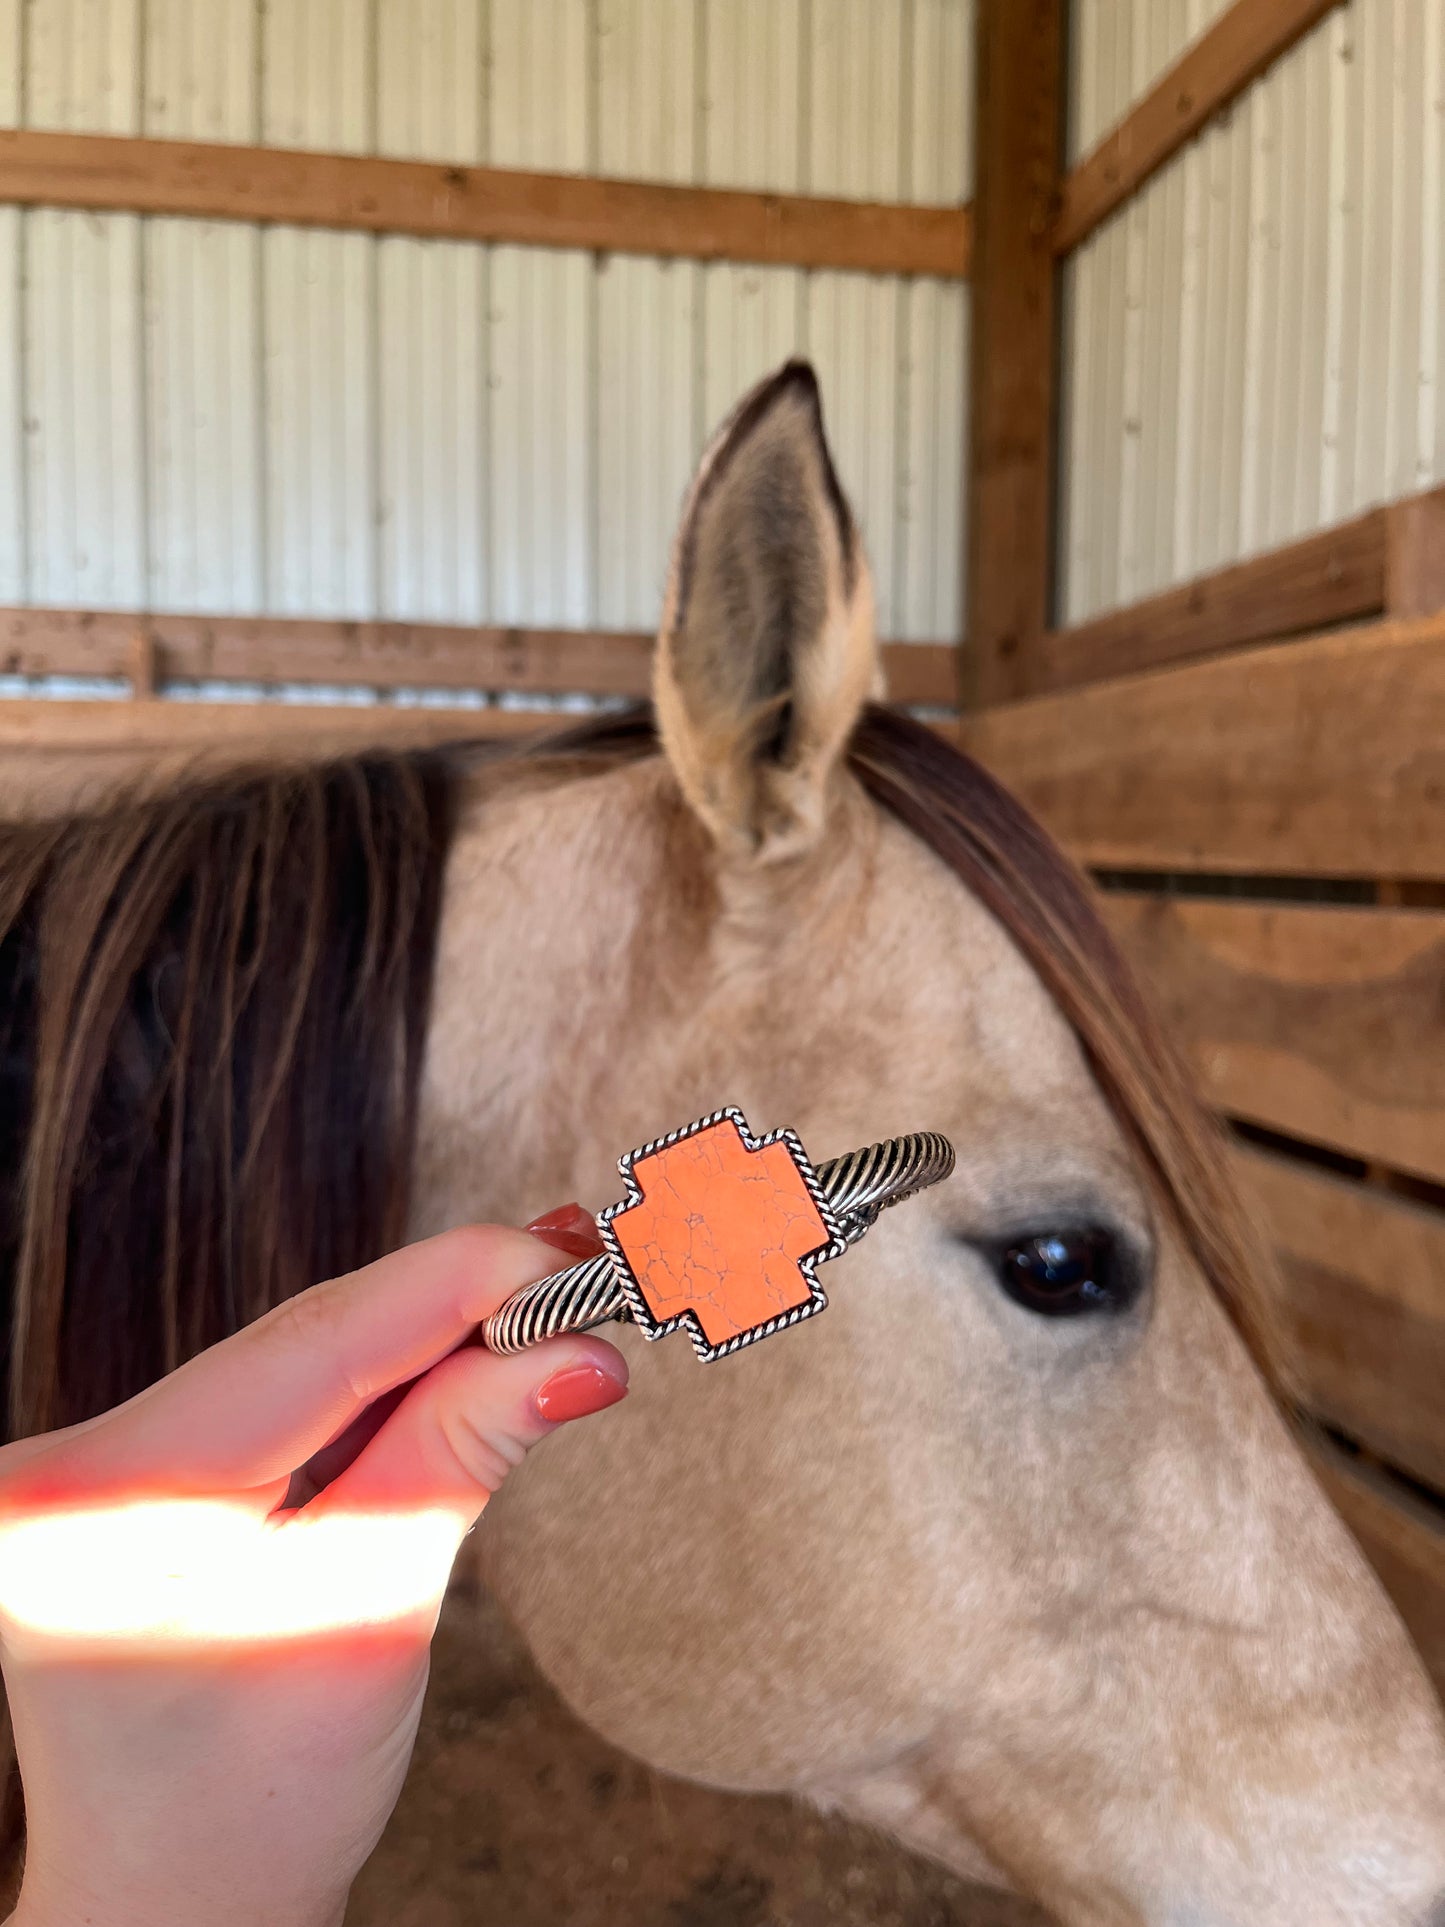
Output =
[
  {"x1": 525, "y1": 1202, "x2": 606, "y2": 1261},
  {"x1": 534, "y1": 1362, "x2": 629, "y2": 1425}
]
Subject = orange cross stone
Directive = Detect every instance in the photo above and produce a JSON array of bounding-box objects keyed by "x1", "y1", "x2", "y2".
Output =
[{"x1": 607, "y1": 1115, "x2": 837, "y2": 1355}]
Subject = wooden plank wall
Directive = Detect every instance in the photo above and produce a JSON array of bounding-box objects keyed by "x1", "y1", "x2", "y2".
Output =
[
  {"x1": 963, "y1": 510, "x2": 1445, "y2": 1694},
  {"x1": 960, "y1": 0, "x2": 1445, "y2": 1688},
  {"x1": 0, "y1": 607, "x2": 956, "y2": 817}
]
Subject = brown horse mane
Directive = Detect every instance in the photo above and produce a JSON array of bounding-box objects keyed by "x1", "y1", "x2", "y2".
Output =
[{"x1": 0, "y1": 702, "x2": 1267, "y2": 1452}]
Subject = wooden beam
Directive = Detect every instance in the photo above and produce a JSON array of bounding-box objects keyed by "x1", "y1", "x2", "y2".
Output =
[
  {"x1": 0, "y1": 609, "x2": 652, "y2": 696},
  {"x1": 1385, "y1": 487, "x2": 1445, "y2": 619},
  {"x1": 0, "y1": 697, "x2": 552, "y2": 818},
  {"x1": 962, "y1": 614, "x2": 1445, "y2": 878},
  {"x1": 0, "y1": 607, "x2": 957, "y2": 710},
  {"x1": 964, "y1": 0, "x2": 1064, "y2": 704},
  {"x1": 883, "y1": 642, "x2": 961, "y2": 709},
  {"x1": 1310, "y1": 1438, "x2": 1445, "y2": 1700},
  {"x1": 1236, "y1": 1146, "x2": 1445, "y2": 1496},
  {"x1": 1034, "y1": 507, "x2": 1388, "y2": 693},
  {"x1": 0, "y1": 683, "x2": 966, "y2": 819},
  {"x1": 1107, "y1": 897, "x2": 1445, "y2": 1185},
  {"x1": 128, "y1": 620, "x2": 158, "y2": 698},
  {"x1": 0, "y1": 697, "x2": 548, "y2": 751},
  {"x1": 0, "y1": 129, "x2": 972, "y2": 281},
  {"x1": 1054, "y1": 0, "x2": 1344, "y2": 255},
  {"x1": 1035, "y1": 487, "x2": 1445, "y2": 695}
]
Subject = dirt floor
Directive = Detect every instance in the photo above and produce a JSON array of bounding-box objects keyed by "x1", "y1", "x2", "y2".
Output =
[{"x1": 348, "y1": 1582, "x2": 1053, "y2": 1927}]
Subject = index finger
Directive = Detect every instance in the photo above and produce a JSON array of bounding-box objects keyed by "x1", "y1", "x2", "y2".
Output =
[{"x1": 14, "y1": 1225, "x2": 573, "y2": 1498}]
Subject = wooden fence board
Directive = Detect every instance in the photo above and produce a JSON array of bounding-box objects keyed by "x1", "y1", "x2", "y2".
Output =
[
  {"x1": 1034, "y1": 487, "x2": 1445, "y2": 695},
  {"x1": 1054, "y1": 0, "x2": 1345, "y2": 255},
  {"x1": 1385, "y1": 488, "x2": 1445, "y2": 621},
  {"x1": 0, "y1": 609, "x2": 650, "y2": 695},
  {"x1": 961, "y1": 616, "x2": 1445, "y2": 878},
  {"x1": 1235, "y1": 1146, "x2": 1445, "y2": 1495},
  {"x1": 1035, "y1": 508, "x2": 1388, "y2": 693},
  {"x1": 1109, "y1": 897, "x2": 1445, "y2": 1183},
  {"x1": 0, "y1": 698, "x2": 545, "y2": 818},
  {"x1": 1310, "y1": 1439, "x2": 1445, "y2": 1700},
  {"x1": 0, "y1": 698, "x2": 546, "y2": 750},
  {"x1": 0, "y1": 608, "x2": 957, "y2": 709},
  {"x1": 0, "y1": 130, "x2": 971, "y2": 281}
]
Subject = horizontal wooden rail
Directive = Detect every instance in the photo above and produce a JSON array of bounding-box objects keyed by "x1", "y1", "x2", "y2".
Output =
[
  {"x1": 1035, "y1": 486, "x2": 1445, "y2": 696},
  {"x1": 0, "y1": 696, "x2": 552, "y2": 817},
  {"x1": 1237, "y1": 1147, "x2": 1445, "y2": 1496},
  {"x1": 1310, "y1": 1437, "x2": 1445, "y2": 1699},
  {"x1": 1038, "y1": 509, "x2": 1387, "y2": 692},
  {"x1": 1108, "y1": 897, "x2": 1445, "y2": 1186},
  {"x1": 961, "y1": 613, "x2": 1445, "y2": 879},
  {"x1": 0, "y1": 697, "x2": 544, "y2": 749},
  {"x1": 0, "y1": 607, "x2": 958, "y2": 709},
  {"x1": 1054, "y1": 0, "x2": 1344, "y2": 255},
  {"x1": 0, "y1": 691, "x2": 965, "y2": 820},
  {"x1": 0, "y1": 607, "x2": 651, "y2": 696},
  {"x1": 0, "y1": 129, "x2": 972, "y2": 280}
]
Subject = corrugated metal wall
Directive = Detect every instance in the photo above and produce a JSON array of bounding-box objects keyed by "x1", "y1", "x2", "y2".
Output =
[
  {"x1": 1061, "y1": 0, "x2": 1445, "y2": 624},
  {"x1": 0, "y1": 0, "x2": 973, "y2": 646}
]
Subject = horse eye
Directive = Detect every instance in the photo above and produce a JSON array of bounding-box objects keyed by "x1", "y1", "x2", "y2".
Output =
[{"x1": 997, "y1": 1229, "x2": 1130, "y2": 1318}]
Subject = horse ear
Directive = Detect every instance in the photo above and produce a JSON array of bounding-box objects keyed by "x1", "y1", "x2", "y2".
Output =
[{"x1": 654, "y1": 360, "x2": 881, "y2": 860}]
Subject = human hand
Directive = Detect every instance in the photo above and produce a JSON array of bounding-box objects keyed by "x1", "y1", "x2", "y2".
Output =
[{"x1": 0, "y1": 1215, "x2": 627, "y2": 1927}]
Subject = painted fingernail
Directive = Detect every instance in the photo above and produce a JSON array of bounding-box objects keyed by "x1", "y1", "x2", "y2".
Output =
[
  {"x1": 534, "y1": 1360, "x2": 630, "y2": 1425},
  {"x1": 525, "y1": 1202, "x2": 606, "y2": 1261}
]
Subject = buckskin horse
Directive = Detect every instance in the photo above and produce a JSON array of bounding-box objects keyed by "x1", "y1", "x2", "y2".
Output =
[{"x1": 3, "y1": 364, "x2": 1443, "y2": 1924}]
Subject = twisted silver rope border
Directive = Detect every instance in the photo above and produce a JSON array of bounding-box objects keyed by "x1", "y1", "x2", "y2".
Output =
[{"x1": 481, "y1": 1126, "x2": 954, "y2": 1357}]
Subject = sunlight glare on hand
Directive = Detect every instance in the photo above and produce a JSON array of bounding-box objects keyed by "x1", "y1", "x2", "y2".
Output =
[{"x1": 0, "y1": 1498, "x2": 465, "y2": 1648}]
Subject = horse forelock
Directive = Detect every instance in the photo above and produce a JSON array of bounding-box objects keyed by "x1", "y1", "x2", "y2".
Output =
[
  {"x1": 0, "y1": 752, "x2": 456, "y2": 1442},
  {"x1": 845, "y1": 705, "x2": 1278, "y2": 1380}
]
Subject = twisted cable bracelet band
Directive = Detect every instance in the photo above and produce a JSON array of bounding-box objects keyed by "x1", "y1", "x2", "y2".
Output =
[{"x1": 482, "y1": 1121, "x2": 954, "y2": 1360}]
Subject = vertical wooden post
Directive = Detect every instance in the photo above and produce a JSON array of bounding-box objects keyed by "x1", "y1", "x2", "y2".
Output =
[
  {"x1": 965, "y1": 0, "x2": 1065, "y2": 707},
  {"x1": 1382, "y1": 484, "x2": 1445, "y2": 912},
  {"x1": 1383, "y1": 485, "x2": 1445, "y2": 620},
  {"x1": 129, "y1": 622, "x2": 158, "y2": 699}
]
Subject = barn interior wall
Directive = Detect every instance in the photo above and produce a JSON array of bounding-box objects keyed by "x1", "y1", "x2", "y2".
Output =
[
  {"x1": 1060, "y1": 0, "x2": 1445, "y2": 625},
  {"x1": 0, "y1": 0, "x2": 973, "y2": 649}
]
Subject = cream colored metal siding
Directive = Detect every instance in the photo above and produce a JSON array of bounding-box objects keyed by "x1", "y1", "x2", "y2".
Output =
[
  {"x1": 23, "y1": 0, "x2": 145, "y2": 609},
  {"x1": 487, "y1": 0, "x2": 592, "y2": 627},
  {"x1": 594, "y1": 0, "x2": 701, "y2": 630},
  {"x1": 807, "y1": 0, "x2": 907, "y2": 634},
  {"x1": 1061, "y1": 0, "x2": 1445, "y2": 625},
  {"x1": 699, "y1": 0, "x2": 805, "y2": 444},
  {"x1": 143, "y1": 0, "x2": 263, "y2": 613},
  {"x1": 810, "y1": 246, "x2": 904, "y2": 620},
  {"x1": 1068, "y1": 0, "x2": 1235, "y2": 162},
  {"x1": 376, "y1": 0, "x2": 486, "y2": 624},
  {"x1": 901, "y1": 0, "x2": 971, "y2": 641},
  {"x1": 0, "y1": 0, "x2": 22, "y2": 600},
  {"x1": 261, "y1": 0, "x2": 376, "y2": 617},
  {"x1": 1, "y1": 0, "x2": 973, "y2": 649}
]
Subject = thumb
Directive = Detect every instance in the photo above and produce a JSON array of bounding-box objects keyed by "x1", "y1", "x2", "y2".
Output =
[{"x1": 300, "y1": 1333, "x2": 629, "y2": 1535}]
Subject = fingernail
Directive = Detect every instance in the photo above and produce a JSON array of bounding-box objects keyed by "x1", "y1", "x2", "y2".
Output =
[
  {"x1": 525, "y1": 1202, "x2": 606, "y2": 1261},
  {"x1": 534, "y1": 1360, "x2": 630, "y2": 1426}
]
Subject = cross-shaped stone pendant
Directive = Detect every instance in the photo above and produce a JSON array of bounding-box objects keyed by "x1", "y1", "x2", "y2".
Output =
[{"x1": 598, "y1": 1108, "x2": 848, "y2": 1362}]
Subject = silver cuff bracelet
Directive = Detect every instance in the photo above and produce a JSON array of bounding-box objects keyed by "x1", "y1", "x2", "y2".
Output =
[{"x1": 483, "y1": 1108, "x2": 954, "y2": 1365}]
